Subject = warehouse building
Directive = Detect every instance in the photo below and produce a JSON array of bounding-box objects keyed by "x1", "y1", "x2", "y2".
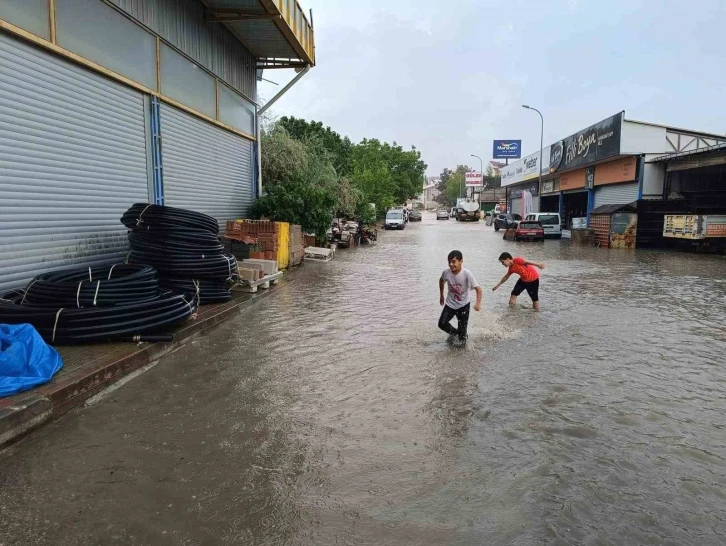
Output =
[{"x1": 0, "y1": 0, "x2": 315, "y2": 292}]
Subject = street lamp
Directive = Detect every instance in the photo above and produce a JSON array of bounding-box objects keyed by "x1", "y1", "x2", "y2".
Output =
[
  {"x1": 522, "y1": 105, "x2": 544, "y2": 189},
  {"x1": 471, "y1": 154, "x2": 483, "y2": 209}
]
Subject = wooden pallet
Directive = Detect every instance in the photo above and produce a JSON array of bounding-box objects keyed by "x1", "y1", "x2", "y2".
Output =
[{"x1": 232, "y1": 271, "x2": 283, "y2": 293}]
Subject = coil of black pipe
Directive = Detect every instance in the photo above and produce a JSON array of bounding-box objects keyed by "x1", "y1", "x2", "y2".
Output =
[
  {"x1": 127, "y1": 251, "x2": 238, "y2": 280},
  {"x1": 128, "y1": 229, "x2": 223, "y2": 254},
  {"x1": 0, "y1": 290, "x2": 197, "y2": 344},
  {"x1": 121, "y1": 204, "x2": 237, "y2": 304},
  {"x1": 19, "y1": 264, "x2": 159, "y2": 308},
  {"x1": 121, "y1": 203, "x2": 219, "y2": 234},
  {"x1": 160, "y1": 279, "x2": 233, "y2": 305}
]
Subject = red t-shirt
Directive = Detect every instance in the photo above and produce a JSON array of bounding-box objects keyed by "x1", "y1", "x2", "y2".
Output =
[{"x1": 508, "y1": 257, "x2": 539, "y2": 282}]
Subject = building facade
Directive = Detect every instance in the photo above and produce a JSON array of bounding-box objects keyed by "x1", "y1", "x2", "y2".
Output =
[
  {"x1": 501, "y1": 112, "x2": 726, "y2": 233},
  {"x1": 0, "y1": 0, "x2": 315, "y2": 292}
]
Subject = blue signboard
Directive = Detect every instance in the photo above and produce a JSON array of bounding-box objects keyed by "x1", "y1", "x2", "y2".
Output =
[{"x1": 493, "y1": 140, "x2": 522, "y2": 159}]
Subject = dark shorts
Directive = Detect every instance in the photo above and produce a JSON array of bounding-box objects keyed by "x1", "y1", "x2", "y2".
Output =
[{"x1": 511, "y1": 278, "x2": 539, "y2": 301}]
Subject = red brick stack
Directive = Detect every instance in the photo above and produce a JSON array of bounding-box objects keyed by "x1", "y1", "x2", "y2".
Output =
[
  {"x1": 224, "y1": 220, "x2": 278, "y2": 261},
  {"x1": 289, "y1": 225, "x2": 304, "y2": 266}
]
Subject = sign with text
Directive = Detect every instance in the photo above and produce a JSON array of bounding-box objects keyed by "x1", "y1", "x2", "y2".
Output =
[
  {"x1": 550, "y1": 112, "x2": 623, "y2": 173},
  {"x1": 501, "y1": 147, "x2": 550, "y2": 187},
  {"x1": 509, "y1": 182, "x2": 539, "y2": 199},
  {"x1": 465, "y1": 172, "x2": 483, "y2": 187},
  {"x1": 493, "y1": 140, "x2": 522, "y2": 159}
]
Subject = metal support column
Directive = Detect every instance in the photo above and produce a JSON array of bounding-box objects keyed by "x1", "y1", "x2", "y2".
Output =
[{"x1": 150, "y1": 96, "x2": 164, "y2": 205}]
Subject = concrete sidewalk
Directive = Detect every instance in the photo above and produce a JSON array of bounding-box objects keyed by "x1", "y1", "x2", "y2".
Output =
[{"x1": 0, "y1": 282, "x2": 285, "y2": 448}]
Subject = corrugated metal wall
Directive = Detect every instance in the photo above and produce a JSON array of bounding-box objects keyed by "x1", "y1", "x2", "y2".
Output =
[
  {"x1": 594, "y1": 183, "x2": 639, "y2": 208},
  {"x1": 160, "y1": 103, "x2": 254, "y2": 226},
  {"x1": 0, "y1": 32, "x2": 149, "y2": 292},
  {"x1": 109, "y1": 0, "x2": 257, "y2": 101}
]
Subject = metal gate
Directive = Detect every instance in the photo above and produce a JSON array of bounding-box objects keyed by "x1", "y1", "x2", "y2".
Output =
[
  {"x1": 160, "y1": 103, "x2": 254, "y2": 226},
  {"x1": 594, "y1": 182, "x2": 639, "y2": 207},
  {"x1": 0, "y1": 33, "x2": 150, "y2": 293}
]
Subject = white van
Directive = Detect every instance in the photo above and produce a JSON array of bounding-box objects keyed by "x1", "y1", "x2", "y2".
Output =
[
  {"x1": 525, "y1": 212, "x2": 562, "y2": 239},
  {"x1": 384, "y1": 209, "x2": 405, "y2": 230}
]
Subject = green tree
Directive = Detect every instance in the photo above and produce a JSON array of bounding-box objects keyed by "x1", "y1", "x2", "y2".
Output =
[
  {"x1": 253, "y1": 123, "x2": 338, "y2": 238},
  {"x1": 278, "y1": 116, "x2": 353, "y2": 176}
]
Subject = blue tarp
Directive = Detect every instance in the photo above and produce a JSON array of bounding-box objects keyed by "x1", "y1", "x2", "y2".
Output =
[{"x1": 0, "y1": 323, "x2": 63, "y2": 397}]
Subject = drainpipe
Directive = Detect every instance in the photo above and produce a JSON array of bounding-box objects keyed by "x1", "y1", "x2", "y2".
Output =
[{"x1": 256, "y1": 66, "x2": 311, "y2": 196}]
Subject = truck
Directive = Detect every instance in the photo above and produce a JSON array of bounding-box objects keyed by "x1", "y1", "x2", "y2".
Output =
[
  {"x1": 663, "y1": 215, "x2": 726, "y2": 239},
  {"x1": 456, "y1": 200, "x2": 482, "y2": 222}
]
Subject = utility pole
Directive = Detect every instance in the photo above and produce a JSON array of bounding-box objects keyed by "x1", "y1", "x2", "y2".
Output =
[{"x1": 471, "y1": 154, "x2": 483, "y2": 213}]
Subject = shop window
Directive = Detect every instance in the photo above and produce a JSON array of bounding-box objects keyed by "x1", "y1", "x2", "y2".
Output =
[
  {"x1": 218, "y1": 83, "x2": 255, "y2": 135},
  {"x1": 160, "y1": 43, "x2": 216, "y2": 119},
  {"x1": 0, "y1": 0, "x2": 50, "y2": 40}
]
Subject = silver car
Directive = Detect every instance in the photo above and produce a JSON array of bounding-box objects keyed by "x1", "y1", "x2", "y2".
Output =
[{"x1": 436, "y1": 209, "x2": 450, "y2": 220}]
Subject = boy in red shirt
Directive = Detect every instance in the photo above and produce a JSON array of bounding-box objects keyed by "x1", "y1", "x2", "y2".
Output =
[{"x1": 492, "y1": 252, "x2": 545, "y2": 311}]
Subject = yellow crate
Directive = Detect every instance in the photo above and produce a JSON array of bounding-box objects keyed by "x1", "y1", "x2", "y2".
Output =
[{"x1": 276, "y1": 222, "x2": 290, "y2": 269}]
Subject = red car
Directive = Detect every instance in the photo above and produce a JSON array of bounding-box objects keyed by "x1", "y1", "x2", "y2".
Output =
[{"x1": 514, "y1": 221, "x2": 545, "y2": 242}]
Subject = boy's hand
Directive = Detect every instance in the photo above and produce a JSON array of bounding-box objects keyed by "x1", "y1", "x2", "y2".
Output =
[
  {"x1": 439, "y1": 295, "x2": 445, "y2": 306},
  {"x1": 492, "y1": 284, "x2": 499, "y2": 292},
  {"x1": 474, "y1": 302, "x2": 481, "y2": 312},
  {"x1": 540, "y1": 263, "x2": 545, "y2": 270}
]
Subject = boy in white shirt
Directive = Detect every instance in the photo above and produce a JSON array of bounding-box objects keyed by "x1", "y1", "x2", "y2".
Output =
[{"x1": 438, "y1": 250, "x2": 482, "y2": 343}]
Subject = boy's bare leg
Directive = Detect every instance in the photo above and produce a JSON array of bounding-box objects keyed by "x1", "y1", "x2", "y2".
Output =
[
  {"x1": 508, "y1": 295, "x2": 517, "y2": 307},
  {"x1": 533, "y1": 301, "x2": 540, "y2": 312}
]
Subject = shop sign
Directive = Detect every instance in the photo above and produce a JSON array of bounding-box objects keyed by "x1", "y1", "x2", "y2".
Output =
[
  {"x1": 493, "y1": 140, "x2": 522, "y2": 159},
  {"x1": 559, "y1": 169, "x2": 586, "y2": 191},
  {"x1": 501, "y1": 147, "x2": 550, "y2": 187},
  {"x1": 594, "y1": 156, "x2": 637, "y2": 185},
  {"x1": 542, "y1": 180, "x2": 555, "y2": 194},
  {"x1": 510, "y1": 182, "x2": 539, "y2": 199},
  {"x1": 465, "y1": 172, "x2": 483, "y2": 187},
  {"x1": 550, "y1": 112, "x2": 623, "y2": 173}
]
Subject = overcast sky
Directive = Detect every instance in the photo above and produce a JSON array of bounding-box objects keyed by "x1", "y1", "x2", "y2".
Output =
[{"x1": 259, "y1": 0, "x2": 726, "y2": 176}]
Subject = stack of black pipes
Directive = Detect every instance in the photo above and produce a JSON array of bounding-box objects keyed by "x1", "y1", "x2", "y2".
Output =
[
  {"x1": 121, "y1": 204, "x2": 237, "y2": 304},
  {"x1": 0, "y1": 264, "x2": 197, "y2": 344}
]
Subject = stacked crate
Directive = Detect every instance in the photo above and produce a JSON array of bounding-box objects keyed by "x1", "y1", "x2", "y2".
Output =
[
  {"x1": 289, "y1": 224, "x2": 304, "y2": 267},
  {"x1": 224, "y1": 220, "x2": 291, "y2": 268}
]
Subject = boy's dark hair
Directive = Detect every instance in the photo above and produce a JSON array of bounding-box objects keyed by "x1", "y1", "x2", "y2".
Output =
[
  {"x1": 448, "y1": 250, "x2": 463, "y2": 262},
  {"x1": 498, "y1": 252, "x2": 513, "y2": 261}
]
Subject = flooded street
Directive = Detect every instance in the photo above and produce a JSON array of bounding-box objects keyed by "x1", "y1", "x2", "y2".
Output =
[{"x1": 2, "y1": 213, "x2": 726, "y2": 545}]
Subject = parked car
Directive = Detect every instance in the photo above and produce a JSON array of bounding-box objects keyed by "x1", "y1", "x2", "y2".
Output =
[
  {"x1": 436, "y1": 209, "x2": 450, "y2": 220},
  {"x1": 450, "y1": 207, "x2": 457, "y2": 219},
  {"x1": 384, "y1": 209, "x2": 405, "y2": 230},
  {"x1": 494, "y1": 213, "x2": 522, "y2": 231},
  {"x1": 409, "y1": 210, "x2": 423, "y2": 221},
  {"x1": 513, "y1": 221, "x2": 545, "y2": 242},
  {"x1": 525, "y1": 213, "x2": 562, "y2": 239}
]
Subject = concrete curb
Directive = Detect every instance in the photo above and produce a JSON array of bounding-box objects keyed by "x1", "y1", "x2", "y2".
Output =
[{"x1": 0, "y1": 279, "x2": 286, "y2": 449}]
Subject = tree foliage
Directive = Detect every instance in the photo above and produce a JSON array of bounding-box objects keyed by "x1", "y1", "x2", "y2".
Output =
[
  {"x1": 256, "y1": 118, "x2": 427, "y2": 234},
  {"x1": 278, "y1": 116, "x2": 353, "y2": 176}
]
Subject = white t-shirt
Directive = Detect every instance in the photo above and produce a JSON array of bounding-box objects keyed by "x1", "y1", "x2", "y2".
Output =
[{"x1": 441, "y1": 268, "x2": 480, "y2": 309}]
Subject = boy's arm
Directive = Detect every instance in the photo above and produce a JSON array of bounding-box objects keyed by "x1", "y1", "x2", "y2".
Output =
[
  {"x1": 523, "y1": 259, "x2": 545, "y2": 270},
  {"x1": 439, "y1": 278, "x2": 446, "y2": 305},
  {"x1": 473, "y1": 286, "x2": 483, "y2": 311},
  {"x1": 492, "y1": 273, "x2": 511, "y2": 291}
]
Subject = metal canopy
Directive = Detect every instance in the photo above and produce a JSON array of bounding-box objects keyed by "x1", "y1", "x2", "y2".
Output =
[
  {"x1": 202, "y1": 0, "x2": 315, "y2": 69},
  {"x1": 649, "y1": 142, "x2": 726, "y2": 163}
]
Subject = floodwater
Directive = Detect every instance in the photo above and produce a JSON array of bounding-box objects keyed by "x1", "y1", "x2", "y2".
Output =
[{"x1": 2, "y1": 213, "x2": 726, "y2": 545}]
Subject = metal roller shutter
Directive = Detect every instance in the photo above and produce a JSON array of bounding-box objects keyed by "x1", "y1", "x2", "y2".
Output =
[
  {"x1": 594, "y1": 182, "x2": 639, "y2": 208},
  {"x1": 160, "y1": 103, "x2": 254, "y2": 226},
  {"x1": 0, "y1": 33, "x2": 150, "y2": 293},
  {"x1": 530, "y1": 196, "x2": 540, "y2": 214}
]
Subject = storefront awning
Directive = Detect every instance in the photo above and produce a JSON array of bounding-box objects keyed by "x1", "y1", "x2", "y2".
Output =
[{"x1": 203, "y1": 0, "x2": 315, "y2": 69}]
